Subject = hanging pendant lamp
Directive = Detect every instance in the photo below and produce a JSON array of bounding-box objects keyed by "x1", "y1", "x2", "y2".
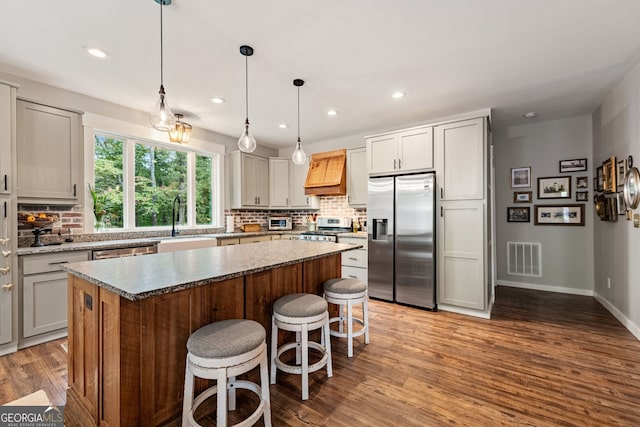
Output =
[
  {"x1": 238, "y1": 45, "x2": 257, "y2": 153},
  {"x1": 291, "y1": 79, "x2": 307, "y2": 165},
  {"x1": 168, "y1": 113, "x2": 192, "y2": 143},
  {"x1": 149, "y1": 0, "x2": 176, "y2": 131}
]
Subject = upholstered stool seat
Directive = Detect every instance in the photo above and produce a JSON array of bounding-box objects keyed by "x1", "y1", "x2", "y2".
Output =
[
  {"x1": 182, "y1": 319, "x2": 271, "y2": 427},
  {"x1": 323, "y1": 278, "x2": 370, "y2": 358},
  {"x1": 270, "y1": 293, "x2": 332, "y2": 400}
]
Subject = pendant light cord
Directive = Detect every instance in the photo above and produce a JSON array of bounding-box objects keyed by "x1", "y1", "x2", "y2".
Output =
[
  {"x1": 245, "y1": 54, "x2": 249, "y2": 119},
  {"x1": 297, "y1": 86, "x2": 300, "y2": 141},
  {"x1": 159, "y1": 0, "x2": 164, "y2": 87}
]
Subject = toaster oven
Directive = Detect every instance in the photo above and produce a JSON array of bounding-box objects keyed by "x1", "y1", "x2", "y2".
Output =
[{"x1": 268, "y1": 216, "x2": 292, "y2": 231}]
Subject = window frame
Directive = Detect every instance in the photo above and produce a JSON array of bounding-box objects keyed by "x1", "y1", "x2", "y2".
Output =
[{"x1": 83, "y1": 113, "x2": 224, "y2": 232}]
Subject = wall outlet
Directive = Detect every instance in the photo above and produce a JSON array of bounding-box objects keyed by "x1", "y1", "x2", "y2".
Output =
[{"x1": 606, "y1": 277, "x2": 611, "y2": 289}]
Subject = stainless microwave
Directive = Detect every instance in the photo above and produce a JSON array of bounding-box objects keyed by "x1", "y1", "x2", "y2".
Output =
[{"x1": 268, "y1": 216, "x2": 292, "y2": 231}]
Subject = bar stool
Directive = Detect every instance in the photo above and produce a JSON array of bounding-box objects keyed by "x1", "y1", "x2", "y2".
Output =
[
  {"x1": 270, "y1": 293, "x2": 332, "y2": 400},
  {"x1": 182, "y1": 319, "x2": 271, "y2": 427},
  {"x1": 323, "y1": 278, "x2": 370, "y2": 358}
]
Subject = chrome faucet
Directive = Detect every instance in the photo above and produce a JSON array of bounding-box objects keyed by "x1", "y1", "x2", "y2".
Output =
[{"x1": 171, "y1": 195, "x2": 181, "y2": 237}]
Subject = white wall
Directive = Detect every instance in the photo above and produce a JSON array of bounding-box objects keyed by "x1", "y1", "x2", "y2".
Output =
[
  {"x1": 494, "y1": 116, "x2": 595, "y2": 294},
  {"x1": 592, "y1": 61, "x2": 640, "y2": 339}
]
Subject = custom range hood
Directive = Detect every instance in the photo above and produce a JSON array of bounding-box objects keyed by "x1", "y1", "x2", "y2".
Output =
[{"x1": 304, "y1": 149, "x2": 347, "y2": 195}]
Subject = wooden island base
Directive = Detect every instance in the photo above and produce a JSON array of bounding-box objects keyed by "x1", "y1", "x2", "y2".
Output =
[{"x1": 65, "y1": 254, "x2": 341, "y2": 427}]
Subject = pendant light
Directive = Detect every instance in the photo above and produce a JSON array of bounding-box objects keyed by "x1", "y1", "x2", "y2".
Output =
[
  {"x1": 149, "y1": 0, "x2": 176, "y2": 131},
  {"x1": 291, "y1": 79, "x2": 307, "y2": 165},
  {"x1": 238, "y1": 45, "x2": 257, "y2": 153},
  {"x1": 168, "y1": 113, "x2": 192, "y2": 143}
]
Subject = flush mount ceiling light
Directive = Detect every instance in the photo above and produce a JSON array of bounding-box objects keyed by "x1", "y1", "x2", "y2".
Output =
[
  {"x1": 291, "y1": 79, "x2": 307, "y2": 166},
  {"x1": 149, "y1": 0, "x2": 176, "y2": 132},
  {"x1": 392, "y1": 91, "x2": 405, "y2": 99},
  {"x1": 168, "y1": 113, "x2": 192, "y2": 143},
  {"x1": 279, "y1": 123, "x2": 289, "y2": 129},
  {"x1": 524, "y1": 111, "x2": 537, "y2": 119},
  {"x1": 327, "y1": 110, "x2": 338, "y2": 116},
  {"x1": 83, "y1": 46, "x2": 109, "y2": 59},
  {"x1": 237, "y1": 45, "x2": 257, "y2": 153},
  {"x1": 211, "y1": 97, "x2": 225, "y2": 104}
]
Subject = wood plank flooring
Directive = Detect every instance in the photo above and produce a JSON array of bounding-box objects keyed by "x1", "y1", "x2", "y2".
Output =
[{"x1": 1, "y1": 286, "x2": 639, "y2": 426}]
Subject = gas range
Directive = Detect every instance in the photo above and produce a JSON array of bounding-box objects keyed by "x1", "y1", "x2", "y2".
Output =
[{"x1": 299, "y1": 217, "x2": 353, "y2": 242}]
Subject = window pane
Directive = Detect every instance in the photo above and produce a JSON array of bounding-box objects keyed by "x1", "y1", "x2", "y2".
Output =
[
  {"x1": 196, "y1": 155, "x2": 213, "y2": 225},
  {"x1": 134, "y1": 143, "x2": 187, "y2": 227},
  {"x1": 94, "y1": 135, "x2": 124, "y2": 228}
]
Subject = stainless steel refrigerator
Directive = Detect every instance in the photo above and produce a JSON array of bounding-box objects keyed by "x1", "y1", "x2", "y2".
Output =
[{"x1": 367, "y1": 173, "x2": 436, "y2": 309}]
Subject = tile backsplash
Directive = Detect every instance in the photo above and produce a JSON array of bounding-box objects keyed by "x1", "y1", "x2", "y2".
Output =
[{"x1": 17, "y1": 204, "x2": 84, "y2": 238}]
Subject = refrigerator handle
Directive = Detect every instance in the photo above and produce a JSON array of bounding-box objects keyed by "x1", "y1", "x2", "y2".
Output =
[{"x1": 372, "y1": 218, "x2": 389, "y2": 242}]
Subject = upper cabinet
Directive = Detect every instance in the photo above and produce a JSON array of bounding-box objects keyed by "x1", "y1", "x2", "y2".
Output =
[
  {"x1": 435, "y1": 117, "x2": 485, "y2": 201},
  {"x1": 17, "y1": 100, "x2": 82, "y2": 203},
  {"x1": 0, "y1": 83, "x2": 16, "y2": 195},
  {"x1": 366, "y1": 125, "x2": 433, "y2": 175},
  {"x1": 290, "y1": 158, "x2": 320, "y2": 209},
  {"x1": 346, "y1": 146, "x2": 367, "y2": 207},
  {"x1": 269, "y1": 158, "x2": 290, "y2": 208},
  {"x1": 228, "y1": 151, "x2": 269, "y2": 209}
]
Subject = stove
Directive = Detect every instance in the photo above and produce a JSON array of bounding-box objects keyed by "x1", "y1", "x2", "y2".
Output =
[{"x1": 299, "y1": 217, "x2": 352, "y2": 242}]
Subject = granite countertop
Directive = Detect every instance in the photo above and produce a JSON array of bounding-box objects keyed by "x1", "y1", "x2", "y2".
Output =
[
  {"x1": 338, "y1": 231, "x2": 368, "y2": 239},
  {"x1": 62, "y1": 240, "x2": 361, "y2": 301},
  {"x1": 16, "y1": 230, "x2": 304, "y2": 256}
]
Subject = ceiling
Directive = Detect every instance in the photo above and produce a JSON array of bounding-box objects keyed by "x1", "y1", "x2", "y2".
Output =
[{"x1": 2, "y1": 0, "x2": 640, "y2": 149}]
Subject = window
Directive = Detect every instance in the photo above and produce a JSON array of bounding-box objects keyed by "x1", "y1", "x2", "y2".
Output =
[{"x1": 93, "y1": 132, "x2": 217, "y2": 230}]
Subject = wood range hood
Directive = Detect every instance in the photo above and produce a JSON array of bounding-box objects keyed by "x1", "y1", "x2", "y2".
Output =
[{"x1": 304, "y1": 149, "x2": 347, "y2": 196}]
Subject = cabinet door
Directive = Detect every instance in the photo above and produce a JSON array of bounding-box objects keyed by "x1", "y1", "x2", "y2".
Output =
[
  {"x1": 347, "y1": 147, "x2": 368, "y2": 206},
  {"x1": 437, "y1": 201, "x2": 485, "y2": 310},
  {"x1": 366, "y1": 134, "x2": 397, "y2": 174},
  {"x1": 437, "y1": 118, "x2": 485, "y2": 200},
  {"x1": 23, "y1": 270, "x2": 68, "y2": 337},
  {"x1": 398, "y1": 126, "x2": 433, "y2": 172},
  {"x1": 255, "y1": 156, "x2": 269, "y2": 207},
  {"x1": 17, "y1": 100, "x2": 80, "y2": 201},
  {"x1": 241, "y1": 154, "x2": 259, "y2": 206},
  {"x1": 0, "y1": 84, "x2": 14, "y2": 195},
  {"x1": 269, "y1": 158, "x2": 290, "y2": 208},
  {"x1": 0, "y1": 195, "x2": 14, "y2": 345},
  {"x1": 290, "y1": 158, "x2": 319, "y2": 209}
]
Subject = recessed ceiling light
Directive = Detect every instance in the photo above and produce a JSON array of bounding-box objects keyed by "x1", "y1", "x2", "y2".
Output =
[
  {"x1": 327, "y1": 110, "x2": 338, "y2": 116},
  {"x1": 278, "y1": 123, "x2": 289, "y2": 129},
  {"x1": 523, "y1": 111, "x2": 537, "y2": 119},
  {"x1": 392, "y1": 91, "x2": 405, "y2": 99},
  {"x1": 211, "y1": 97, "x2": 225, "y2": 104},
  {"x1": 83, "y1": 46, "x2": 109, "y2": 59}
]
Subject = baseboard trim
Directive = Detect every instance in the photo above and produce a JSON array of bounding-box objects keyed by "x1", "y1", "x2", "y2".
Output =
[
  {"x1": 496, "y1": 280, "x2": 594, "y2": 296},
  {"x1": 18, "y1": 329, "x2": 68, "y2": 350},
  {"x1": 593, "y1": 292, "x2": 640, "y2": 341},
  {"x1": 438, "y1": 304, "x2": 491, "y2": 319}
]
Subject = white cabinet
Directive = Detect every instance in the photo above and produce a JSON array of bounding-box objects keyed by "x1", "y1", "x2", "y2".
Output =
[
  {"x1": 0, "y1": 195, "x2": 15, "y2": 346},
  {"x1": 228, "y1": 151, "x2": 269, "y2": 209},
  {"x1": 290, "y1": 158, "x2": 320, "y2": 209},
  {"x1": 437, "y1": 201, "x2": 485, "y2": 310},
  {"x1": 20, "y1": 251, "x2": 90, "y2": 338},
  {"x1": 0, "y1": 83, "x2": 16, "y2": 195},
  {"x1": 16, "y1": 100, "x2": 81, "y2": 203},
  {"x1": 366, "y1": 126, "x2": 433, "y2": 175},
  {"x1": 347, "y1": 147, "x2": 367, "y2": 207},
  {"x1": 338, "y1": 236, "x2": 367, "y2": 284},
  {"x1": 435, "y1": 117, "x2": 485, "y2": 201},
  {"x1": 269, "y1": 158, "x2": 290, "y2": 208}
]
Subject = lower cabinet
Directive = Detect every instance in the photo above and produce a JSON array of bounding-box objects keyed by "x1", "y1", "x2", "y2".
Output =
[
  {"x1": 20, "y1": 251, "x2": 90, "y2": 339},
  {"x1": 217, "y1": 237, "x2": 240, "y2": 246},
  {"x1": 338, "y1": 236, "x2": 368, "y2": 284},
  {"x1": 437, "y1": 201, "x2": 485, "y2": 310},
  {"x1": 239, "y1": 235, "x2": 272, "y2": 244}
]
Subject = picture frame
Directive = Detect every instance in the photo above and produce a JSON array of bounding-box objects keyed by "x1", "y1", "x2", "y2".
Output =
[
  {"x1": 534, "y1": 204, "x2": 585, "y2": 226},
  {"x1": 559, "y1": 158, "x2": 587, "y2": 173},
  {"x1": 576, "y1": 191, "x2": 588, "y2": 202},
  {"x1": 537, "y1": 176, "x2": 571, "y2": 199},
  {"x1": 576, "y1": 176, "x2": 588, "y2": 189},
  {"x1": 507, "y1": 207, "x2": 530, "y2": 223},
  {"x1": 511, "y1": 167, "x2": 531, "y2": 188},
  {"x1": 616, "y1": 192, "x2": 626, "y2": 215},
  {"x1": 596, "y1": 166, "x2": 604, "y2": 192},
  {"x1": 513, "y1": 191, "x2": 532, "y2": 203},
  {"x1": 617, "y1": 159, "x2": 626, "y2": 189},
  {"x1": 602, "y1": 156, "x2": 616, "y2": 193}
]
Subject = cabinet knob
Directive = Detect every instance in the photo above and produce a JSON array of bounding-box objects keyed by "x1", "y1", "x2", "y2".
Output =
[
  {"x1": 2, "y1": 283, "x2": 13, "y2": 291},
  {"x1": 0, "y1": 266, "x2": 10, "y2": 274}
]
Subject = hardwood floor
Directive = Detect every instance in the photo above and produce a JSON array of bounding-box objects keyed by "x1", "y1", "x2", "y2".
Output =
[{"x1": 1, "y1": 286, "x2": 639, "y2": 426}]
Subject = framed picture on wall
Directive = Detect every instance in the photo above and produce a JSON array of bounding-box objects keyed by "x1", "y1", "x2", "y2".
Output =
[
  {"x1": 559, "y1": 158, "x2": 587, "y2": 173},
  {"x1": 507, "y1": 207, "x2": 530, "y2": 223},
  {"x1": 534, "y1": 204, "x2": 585, "y2": 226},
  {"x1": 513, "y1": 191, "x2": 532, "y2": 203},
  {"x1": 617, "y1": 159, "x2": 626, "y2": 189},
  {"x1": 576, "y1": 176, "x2": 589, "y2": 189},
  {"x1": 596, "y1": 166, "x2": 604, "y2": 192},
  {"x1": 537, "y1": 176, "x2": 571, "y2": 199},
  {"x1": 603, "y1": 156, "x2": 617, "y2": 192},
  {"x1": 511, "y1": 167, "x2": 531, "y2": 188},
  {"x1": 576, "y1": 191, "x2": 588, "y2": 202}
]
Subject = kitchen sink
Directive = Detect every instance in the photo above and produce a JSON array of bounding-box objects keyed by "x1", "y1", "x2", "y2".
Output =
[{"x1": 157, "y1": 236, "x2": 218, "y2": 253}]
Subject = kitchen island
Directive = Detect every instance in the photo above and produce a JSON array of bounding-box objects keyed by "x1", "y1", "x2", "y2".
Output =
[{"x1": 62, "y1": 240, "x2": 360, "y2": 427}]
